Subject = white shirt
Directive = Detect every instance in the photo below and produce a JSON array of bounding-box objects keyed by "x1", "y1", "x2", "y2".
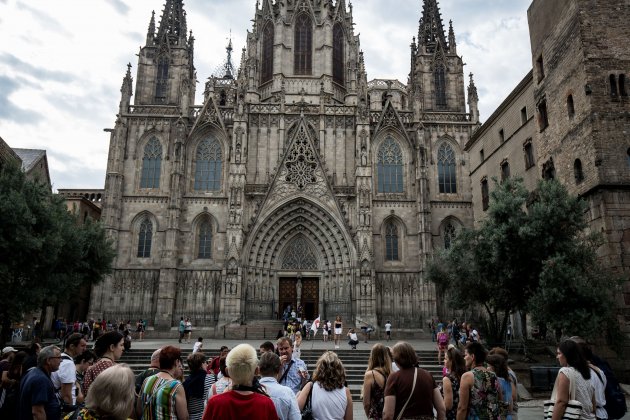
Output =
[
  {"x1": 50, "y1": 353, "x2": 77, "y2": 405},
  {"x1": 311, "y1": 382, "x2": 347, "y2": 420},
  {"x1": 193, "y1": 341, "x2": 203, "y2": 353},
  {"x1": 590, "y1": 365, "x2": 607, "y2": 419},
  {"x1": 385, "y1": 322, "x2": 392, "y2": 332}
]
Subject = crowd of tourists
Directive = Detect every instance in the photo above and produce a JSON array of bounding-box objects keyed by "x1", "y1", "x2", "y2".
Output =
[
  {"x1": 0, "y1": 325, "x2": 626, "y2": 420},
  {"x1": 53, "y1": 319, "x2": 147, "y2": 343}
]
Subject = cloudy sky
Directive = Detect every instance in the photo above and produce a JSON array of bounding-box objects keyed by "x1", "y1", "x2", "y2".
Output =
[{"x1": 0, "y1": 0, "x2": 533, "y2": 190}]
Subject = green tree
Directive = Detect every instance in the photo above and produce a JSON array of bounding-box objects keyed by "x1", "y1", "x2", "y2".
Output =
[
  {"x1": 0, "y1": 162, "x2": 115, "y2": 339},
  {"x1": 427, "y1": 177, "x2": 620, "y2": 343}
]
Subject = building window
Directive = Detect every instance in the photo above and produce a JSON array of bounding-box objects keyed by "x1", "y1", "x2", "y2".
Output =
[
  {"x1": 385, "y1": 221, "x2": 399, "y2": 261},
  {"x1": 294, "y1": 14, "x2": 312, "y2": 75},
  {"x1": 261, "y1": 22, "x2": 274, "y2": 84},
  {"x1": 198, "y1": 220, "x2": 212, "y2": 259},
  {"x1": 538, "y1": 99, "x2": 549, "y2": 131},
  {"x1": 620, "y1": 74, "x2": 628, "y2": 96},
  {"x1": 524, "y1": 140, "x2": 535, "y2": 169},
  {"x1": 155, "y1": 56, "x2": 169, "y2": 102},
  {"x1": 377, "y1": 137, "x2": 404, "y2": 193},
  {"x1": 501, "y1": 160, "x2": 510, "y2": 181},
  {"x1": 137, "y1": 218, "x2": 153, "y2": 258},
  {"x1": 381, "y1": 91, "x2": 388, "y2": 108},
  {"x1": 481, "y1": 178, "x2": 489, "y2": 211},
  {"x1": 627, "y1": 148, "x2": 630, "y2": 168},
  {"x1": 435, "y1": 64, "x2": 447, "y2": 109},
  {"x1": 479, "y1": 149, "x2": 485, "y2": 162},
  {"x1": 194, "y1": 138, "x2": 222, "y2": 191},
  {"x1": 444, "y1": 223, "x2": 456, "y2": 250},
  {"x1": 610, "y1": 74, "x2": 618, "y2": 97},
  {"x1": 567, "y1": 94, "x2": 575, "y2": 119},
  {"x1": 542, "y1": 158, "x2": 556, "y2": 180},
  {"x1": 140, "y1": 137, "x2": 162, "y2": 189},
  {"x1": 499, "y1": 129, "x2": 505, "y2": 143},
  {"x1": 521, "y1": 107, "x2": 528, "y2": 125},
  {"x1": 332, "y1": 23, "x2": 344, "y2": 86},
  {"x1": 536, "y1": 54, "x2": 544, "y2": 82},
  {"x1": 574, "y1": 159, "x2": 584, "y2": 184},
  {"x1": 438, "y1": 143, "x2": 457, "y2": 194}
]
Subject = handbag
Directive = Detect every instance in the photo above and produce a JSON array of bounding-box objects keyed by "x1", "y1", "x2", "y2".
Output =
[
  {"x1": 301, "y1": 381, "x2": 314, "y2": 420},
  {"x1": 396, "y1": 368, "x2": 418, "y2": 420},
  {"x1": 543, "y1": 368, "x2": 584, "y2": 419}
]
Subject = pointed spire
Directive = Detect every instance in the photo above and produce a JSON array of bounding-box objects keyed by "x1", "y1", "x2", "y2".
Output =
[
  {"x1": 146, "y1": 11, "x2": 156, "y2": 46},
  {"x1": 157, "y1": 0, "x2": 187, "y2": 46},
  {"x1": 467, "y1": 73, "x2": 479, "y2": 124},
  {"x1": 448, "y1": 20, "x2": 457, "y2": 54},
  {"x1": 418, "y1": 0, "x2": 447, "y2": 53},
  {"x1": 223, "y1": 35, "x2": 235, "y2": 79},
  {"x1": 119, "y1": 63, "x2": 133, "y2": 114}
]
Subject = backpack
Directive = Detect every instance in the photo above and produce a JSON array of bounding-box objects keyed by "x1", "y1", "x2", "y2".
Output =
[
  {"x1": 593, "y1": 358, "x2": 628, "y2": 419},
  {"x1": 438, "y1": 332, "x2": 448, "y2": 345}
]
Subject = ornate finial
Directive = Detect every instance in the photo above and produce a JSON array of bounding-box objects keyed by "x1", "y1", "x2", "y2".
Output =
[
  {"x1": 468, "y1": 72, "x2": 478, "y2": 101},
  {"x1": 448, "y1": 19, "x2": 457, "y2": 53}
]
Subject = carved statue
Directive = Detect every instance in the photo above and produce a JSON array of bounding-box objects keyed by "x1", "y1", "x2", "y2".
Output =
[
  {"x1": 296, "y1": 278, "x2": 302, "y2": 306},
  {"x1": 360, "y1": 146, "x2": 368, "y2": 166}
]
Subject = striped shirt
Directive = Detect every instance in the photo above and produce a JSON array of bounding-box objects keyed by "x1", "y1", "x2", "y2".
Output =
[{"x1": 140, "y1": 376, "x2": 182, "y2": 420}]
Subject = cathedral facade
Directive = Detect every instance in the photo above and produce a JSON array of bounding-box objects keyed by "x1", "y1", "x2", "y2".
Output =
[{"x1": 89, "y1": 0, "x2": 478, "y2": 332}]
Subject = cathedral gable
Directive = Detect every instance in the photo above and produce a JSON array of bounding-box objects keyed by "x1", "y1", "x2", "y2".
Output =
[
  {"x1": 189, "y1": 94, "x2": 225, "y2": 136},
  {"x1": 373, "y1": 101, "x2": 412, "y2": 147}
]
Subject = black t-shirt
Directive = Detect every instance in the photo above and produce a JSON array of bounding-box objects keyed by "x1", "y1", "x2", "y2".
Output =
[{"x1": 19, "y1": 367, "x2": 61, "y2": 420}]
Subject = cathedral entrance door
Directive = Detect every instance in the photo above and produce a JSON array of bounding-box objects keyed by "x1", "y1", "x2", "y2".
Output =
[{"x1": 278, "y1": 277, "x2": 319, "y2": 320}]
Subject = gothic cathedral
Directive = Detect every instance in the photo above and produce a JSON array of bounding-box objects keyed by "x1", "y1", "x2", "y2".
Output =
[{"x1": 90, "y1": 0, "x2": 479, "y2": 333}]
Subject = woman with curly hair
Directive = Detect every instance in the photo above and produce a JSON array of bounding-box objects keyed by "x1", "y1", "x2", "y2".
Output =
[
  {"x1": 362, "y1": 343, "x2": 392, "y2": 419},
  {"x1": 441, "y1": 347, "x2": 466, "y2": 420},
  {"x1": 297, "y1": 351, "x2": 352, "y2": 420}
]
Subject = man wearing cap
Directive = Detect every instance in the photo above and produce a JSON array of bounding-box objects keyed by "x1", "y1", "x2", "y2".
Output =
[
  {"x1": 1, "y1": 346, "x2": 17, "y2": 408},
  {"x1": 51, "y1": 333, "x2": 87, "y2": 413},
  {"x1": 19, "y1": 345, "x2": 62, "y2": 420}
]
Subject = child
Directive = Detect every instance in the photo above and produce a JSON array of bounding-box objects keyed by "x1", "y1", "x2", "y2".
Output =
[
  {"x1": 193, "y1": 336, "x2": 203, "y2": 353},
  {"x1": 322, "y1": 322, "x2": 329, "y2": 342},
  {"x1": 293, "y1": 331, "x2": 302, "y2": 360}
]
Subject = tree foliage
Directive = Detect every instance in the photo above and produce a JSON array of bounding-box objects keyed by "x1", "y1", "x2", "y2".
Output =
[
  {"x1": 0, "y1": 162, "x2": 115, "y2": 323},
  {"x1": 427, "y1": 177, "x2": 620, "y2": 343}
]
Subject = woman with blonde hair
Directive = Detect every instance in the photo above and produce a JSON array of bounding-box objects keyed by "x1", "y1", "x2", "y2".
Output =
[
  {"x1": 64, "y1": 364, "x2": 135, "y2": 420},
  {"x1": 362, "y1": 343, "x2": 392, "y2": 419},
  {"x1": 297, "y1": 351, "x2": 352, "y2": 420}
]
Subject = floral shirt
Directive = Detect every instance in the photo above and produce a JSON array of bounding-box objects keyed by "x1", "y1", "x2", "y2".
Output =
[
  {"x1": 442, "y1": 373, "x2": 461, "y2": 420},
  {"x1": 466, "y1": 368, "x2": 500, "y2": 420}
]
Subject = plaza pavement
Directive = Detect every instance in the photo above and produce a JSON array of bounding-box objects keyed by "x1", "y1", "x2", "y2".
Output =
[{"x1": 125, "y1": 335, "x2": 623, "y2": 420}]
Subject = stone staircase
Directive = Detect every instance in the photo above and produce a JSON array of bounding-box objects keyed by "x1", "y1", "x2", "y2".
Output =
[{"x1": 119, "y1": 347, "x2": 443, "y2": 401}]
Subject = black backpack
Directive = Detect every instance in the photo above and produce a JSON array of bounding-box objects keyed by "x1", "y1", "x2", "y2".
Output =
[{"x1": 593, "y1": 357, "x2": 628, "y2": 420}]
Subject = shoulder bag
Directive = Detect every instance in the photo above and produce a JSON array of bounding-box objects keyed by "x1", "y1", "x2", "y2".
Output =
[
  {"x1": 543, "y1": 368, "x2": 584, "y2": 419},
  {"x1": 396, "y1": 368, "x2": 418, "y2": 420},
  {"x1": 301, "y1": 381, "x2": 314, "y2": 420}
]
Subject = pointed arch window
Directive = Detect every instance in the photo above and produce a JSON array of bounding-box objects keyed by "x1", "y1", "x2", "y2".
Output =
[
  {"x1": 137, "y1": 218, "x2": 153, "y2": 258},
  {"x1": 574, "y1": 159, "x2": 584, "y2": 184},
  {"x1": 198, "y1": 219, "x2": 212, "y2": 259},
  {"x1": 437, "y1": 143, "x2": 457, "y2": 193},
  {"x1": 194, "y1": 137, "x2": 222, "y2": 191},
  {"x1": 140, "y1": 137, "x2": 162, "y2": 189},
  {"x1": 377, "y1": 137, "x2": 404, "y2": 193},
  {"x1": 155, "y1": 56, "x2": 169, "y2": 102},
  {"x1": 385, "y1": 221, "x2": 400, "y2": 261},
  {"x1": 333, "y1": 23, "x2": 344, "y2": 86},
  {"x1": 444, "y1": 222, "x2": 456, "y2": 249},
  {"x1": 261, "y1": 22, "x2": 274, "y2": 84},
  {"x1": 435, "y1": 64, "x2": 447, "y2": 109},
  {"x1": 294, "y1": 14, "x2": 312, "y2": 75}
]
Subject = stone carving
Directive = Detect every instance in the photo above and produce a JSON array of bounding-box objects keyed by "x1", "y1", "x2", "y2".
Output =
[
  {"x1": 285, "y1": 127, "x2": 318, "y2": 189},
  {"x1": 281, "y1": 235, "x2": 319, "y2": 270}
]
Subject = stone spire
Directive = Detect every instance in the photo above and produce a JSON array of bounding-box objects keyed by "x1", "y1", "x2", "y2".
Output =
[
  {"x1": 417, "y1": 0, "x2": 448, "y2": 53},
  {"x1": 223, "y1": 38, "x2": 235, "y2": 79},
  {"x1": 467, "y1": 73, "x2": 479, "y2": 124},
  {"x1": 448, "y1": 20, "x2": 456, "y2": 54},
  {"x1": 119, "y1": 63, "x2": 133, "y2": 114},
  {"x1": 146, "y1": 11, "x2": 156, "y2": 46},
  {"x1": 157, "y1": 0, "x2": 188, "y2": 46}
]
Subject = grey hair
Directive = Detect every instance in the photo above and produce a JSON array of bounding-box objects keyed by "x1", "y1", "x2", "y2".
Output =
[
  {"x1": 37, "y1": 345, "x2": 60, "y2": 368},
  {"x1": 85, "y1": 364, "x2": 136, "y2": 419},
  {"x1": 150, "y1": 348, "x2": 161, "y2": 362}
]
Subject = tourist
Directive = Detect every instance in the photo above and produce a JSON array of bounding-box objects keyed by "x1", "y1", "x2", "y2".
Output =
[
  {"x1": 259, "y1": 352, "x2": 301, "y2": 420},
  {"x1": 569, "y1": 337, "x2": 607, "y2": 420},
  {"x1": 548, "y1": 339, "x2": 596, "y2": 420},
  {"x1": 276, "y1": 337, "x2": 308, "y2": 394},
  {"x1": 293, "y1": 331, "x2": 302, "y2": 360},
  {"x1": 136, "y1": 319, "x2": 145, "y2": 341},
  {"x1": 489, "y1": 346, "x2": 519, "y2": 419},
  {"x1": 184, "y1": 352, "x2": 213, "y2": 420},
  {"x1": 74, "y1": 350, "x2": 96, "y2": 395},
  {"x1": 384, "y1": 321, "x2": 392, "y2": 342},
  {"x1": 441, "y1": 346, "x2": 465, "y2": 420},
  {"x1": 51, "y1": 333, "x2": 87, "y2": 413},
  {"x1": 487, "y1": 354, "x2": 514, "y2": 419},
  {"x1": 383, "y1": 341, "x2": 445, "y2": 420},
  {"x1": 137, "y1": 345, "x2": 188, "y2": 419},
  {"x1": 260, "y1": 341, "x2": 275, "y2": 354},
  {"x1": 437, "y1": 326, "x2": 449, "y2": 364},
  {"x1": 209, "y1": 356, "x2": 232, "y2": 397},
  {"x1": 179, "y1": 317, "x2": 186, "y2": 343},
  {"x1": 65, "y1": 364, "x2": 135, "y2": 420},
  {"x1": 297, "y1": 351, "x2": 352, "y2": 420},
  {"x1": 22, "y1": 342, "x2": 40, "y2": 371},
  {"x1": 135, "y1": 347, "x2": 161, "y2": 394},
  {"x1": 207, "y1": 346, "x2": 229, "y2": 379},
  {"x1": 347, "y1": 328, "x2": 359, "y2": 350},
  {"x1": 202, "y1": 344, "x2": 278, "y2": 419},
  {"x1": 362, "y1": 343, "x2": 392, "y2": 419},
  {"x1": 334, "y1": 315, "x2": 343, "y2": 349},
  {"x1": 193, "y1": 337, "x2": 204, "y2": 354},
  {"x1": 18, "y1": 345, "x2": 62, "y2": 420},
  {"x1": 457, "y1": 341, "x2": 500, "y2": 420},
  {"x1": 83, "y1": 330, "x2": 124, "y2": 396},
  {"x1": 0, "y1": 350, "x2": 27, "y2": 418},
  {"x1": 322, "y1": 320, "x2": 329, "y2": 342},
  {"x1": 184, "y1": 318, "x2": 193, "y2": 343}
]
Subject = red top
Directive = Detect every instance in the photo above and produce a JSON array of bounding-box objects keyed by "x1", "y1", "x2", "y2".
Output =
[{"x1": 202, "y1": 391, "x2": 279, "y2": 420}]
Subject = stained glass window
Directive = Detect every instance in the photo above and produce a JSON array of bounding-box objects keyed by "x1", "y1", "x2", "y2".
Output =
[
  {"x1": 294, "y1": 14, "x2": 312, "y2": 75},
  {"x1": 385, "y1": 222, "x2": 399, "y2": 261},
  {"x1": 435, "y1": 65, "x2": 447, "y2": 109},
  {"x1": 140, "y1": 138, "x2": 162, "y2": 189},
  {"x1": 198, "y1": 220, "x2": 212, "y2": 259},
  {"x1": 438, "y1": 143, "x2": 457, "y2": 193},
  {"x1": 194, "y1": 138, "x2": 222, "y2": 191},
  {"x1": 137, "y1": 218, "x2": 153, "y2": 258},
  {"x1": 444, "y1": 222, "x2": 456, "y2": 249},
  {"x1": 155, "y1": 56, "x2": 169, "y2": 102},
  {"x1": 261, "y1": 22, "x2": 274, "y2": 84},
  {"x1": 377, "y1": 138, "x2": 403, "y2": 193},
  {"x1": 333, "y1": 23, "x2": 344, "y2": 86}
]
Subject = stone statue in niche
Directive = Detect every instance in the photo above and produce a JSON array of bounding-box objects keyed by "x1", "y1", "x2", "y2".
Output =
[
  {"x1": 235, "y1": 141, "x2": 242, "y2": 163},
  {"x1": 296, "y1": 278, "x2": 302, "y2": 306},
  {"x1": 360, "y1": 146, "x2": 368, "y2": 166}
]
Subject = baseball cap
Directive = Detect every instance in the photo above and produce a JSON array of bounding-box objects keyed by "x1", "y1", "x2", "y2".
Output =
[{"x1": 2, "y1": 346, "x2": 17, "y2": 355}]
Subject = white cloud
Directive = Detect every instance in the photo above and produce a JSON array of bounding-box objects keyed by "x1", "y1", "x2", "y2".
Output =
[{"x1": 0, "y1": 0, "x2": 533, "y2": 190}]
